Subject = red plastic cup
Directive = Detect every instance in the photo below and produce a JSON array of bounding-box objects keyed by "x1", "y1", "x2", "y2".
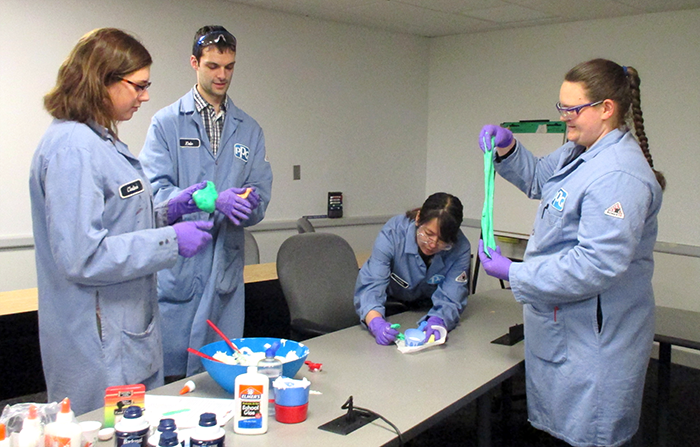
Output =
[{"x1": 274, "y1": 403, "x2": 308, "y2": 423}]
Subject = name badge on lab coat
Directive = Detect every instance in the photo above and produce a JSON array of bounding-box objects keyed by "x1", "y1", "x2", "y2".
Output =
[
  {"x1": 391, "y1": 273, "x2": 409, "y2": 289},
  {"x1": 119, "y1": 179, "x2": 144, "y2": 199},
  {"x1": 180, "y1": 138, "x2": 201, "y2": 148}
]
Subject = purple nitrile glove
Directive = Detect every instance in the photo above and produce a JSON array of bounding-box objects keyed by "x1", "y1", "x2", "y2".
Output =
[
  {"x1": 246, "y1": 188, "x2": 261, "y2": 210},
  {"x1": 215, "y1": 187, "x2": 252, "y2": 225},
  {"x1": 368, "y1": 316, "x2": 399, "y2": 346},
  {"x1": 424, "y1": 316, "x2": 447, "y2": 343},
  {"x1": 478, "y1": 124, "x2": 513, "y2": 153},
  {"x1": 167, "y1": 181, "x2": 208, "y2": 224},
  {"x1": 173, "y1": 221, "x2": 213, "y2": 257},
  {"x1": 478, "y1": 239, "x2": 512, "y2": 281}
]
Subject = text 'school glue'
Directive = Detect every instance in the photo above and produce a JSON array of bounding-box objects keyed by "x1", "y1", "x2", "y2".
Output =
[
  {"x1": 189, "y1": 413, "x2": 224, "y2": 447},
  {"x1": 114, "y1": 406, "x2": 149, "y2": 447},
  {"x1": 233, "y1": 366, "x2": 269, "y2": 434},
  {"x1": 44, "y1": 398, "x2": 82, "y2": 447}
]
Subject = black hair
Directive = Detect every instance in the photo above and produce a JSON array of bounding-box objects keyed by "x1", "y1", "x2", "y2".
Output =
[{"x1": 405, "y1": 192, "x2": 463, "y2": 244}]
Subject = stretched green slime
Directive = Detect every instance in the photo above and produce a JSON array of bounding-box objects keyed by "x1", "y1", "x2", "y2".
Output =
[
  {"x1": 481, "y1": 136, "x2": 497, "y2": 257},
  {"x1": 192, "y1": 181, "x2": 218, "y2": 213}
]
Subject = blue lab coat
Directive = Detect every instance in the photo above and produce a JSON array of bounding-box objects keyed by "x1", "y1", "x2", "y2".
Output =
[
  {"x1": 139, "y1": 89, "x2": 273, "y2": 376},
  {"x1": 495, "y1": 129, "x2": 662, "y2": 447},
  {"x1": 354, "y1": 214, "x2": 471, "y2": 330},
  {"x1": 29, "y1": 120, "x2": 179, "y2": 415}
]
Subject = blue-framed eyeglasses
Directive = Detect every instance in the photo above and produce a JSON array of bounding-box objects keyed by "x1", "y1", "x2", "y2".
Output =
[
  {"x1": 119, "y1": 78, "x2": 152, "y2": 95},
  {"x1": 196, "y1": 31, "x2": 237, "y2": 51},
  {"x1": 555, "y1": 100, "x2": 603, "y2": 119}
]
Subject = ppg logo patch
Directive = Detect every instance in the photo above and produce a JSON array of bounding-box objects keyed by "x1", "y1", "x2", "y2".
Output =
[
  {"x1": 551, "y1": 188, "x2": 568, "y2": 211},
  {"x1": 234, "y1": 144, "x2": 250, "y2": 163},
  {"x1": 427, "y1": 275, "x2": 445, "y2": 285}
]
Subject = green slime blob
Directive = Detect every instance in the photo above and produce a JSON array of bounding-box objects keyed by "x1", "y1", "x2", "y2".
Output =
[{"x1": 192, "y1": 181, "x2": 218, "y2": 213}]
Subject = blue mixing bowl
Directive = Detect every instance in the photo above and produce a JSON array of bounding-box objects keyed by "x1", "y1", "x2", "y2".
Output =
[{"x1": 199, "y1": 338, "x2": 310, "y2": 394}]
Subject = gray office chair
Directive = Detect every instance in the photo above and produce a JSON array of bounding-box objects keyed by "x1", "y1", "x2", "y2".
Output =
[
  {"x1": 276, "y1": 233, "x2": 359, "y2": 340},
  {"x1": 296, "y1": 217, "x2": 315, "y2": 234},
  {"x1": 243, "y1": 229, "x2": 260, "y2": 265}
]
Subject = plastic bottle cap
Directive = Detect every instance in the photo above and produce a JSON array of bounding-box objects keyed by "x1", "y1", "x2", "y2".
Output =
[
  {"x1": 60, "y1": 398, "x2": 72, "y2": 413},
  {"x1": 0, "y1": 423, "x2": 6, "y2": 440},
  {"x1": 198, "y1": 413, "x2": 217, "y2": 427},
  {"x1": 158, "y1": 431, "x2": 179, "y2": 447},
  {"x1": 27, "y1": 404, "x2": 38, "y2": 420},
  {"x1": 157, "y1": 419, "x2": 176, "y2": 433},
  {"x1": 123, "y1": 406, "x2": 143, "y2": 419},
  {"x1": 265, "y1": 341, "x2": 281, "y2": 358}
]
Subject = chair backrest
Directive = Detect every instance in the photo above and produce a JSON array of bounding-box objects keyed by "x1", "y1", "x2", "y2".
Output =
[
  {"x1": 244, "y1": 229, "x2": 260, "y2": 265},
  {"x1": 276, "y1": 233, "x2": 359, "y2": 338},
  {"x1": 296, "y1": 217, "x2": 315, "y2": 234}
]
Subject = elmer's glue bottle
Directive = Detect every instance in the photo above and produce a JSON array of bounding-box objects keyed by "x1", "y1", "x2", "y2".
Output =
[
  {"x1": 44, "y1": 398, "x2": 82, "y2": 447},
  {"x1": 18, "y1": 404, "x2": 42, "y2": 447},
  {"x1": 233, "y1": 366, "x2": 268, "y2": 434},
  {"x1": 1, "y1": 424, "x2": 10, "y2": 447}
]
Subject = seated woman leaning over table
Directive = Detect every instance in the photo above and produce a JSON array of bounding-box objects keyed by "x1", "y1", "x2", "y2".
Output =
[{"x1": 354, "y1": 192, "x2": 472, "y2": 345}]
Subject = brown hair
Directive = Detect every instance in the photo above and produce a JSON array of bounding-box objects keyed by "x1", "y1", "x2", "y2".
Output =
[
  {"x1": 43, "y1": 28, "x2": 152, "y2": 137},
  {"x1": 406, "y1": 192, "x2": 464, "y2": 244},
  {"x1": 565, "y1": 59, "x2": 665, "y2": 190}
]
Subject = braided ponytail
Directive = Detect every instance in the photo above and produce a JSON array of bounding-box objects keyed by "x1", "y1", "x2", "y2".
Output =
[{"x1": 625, "y1": 66, "x2": 666, "y2": 190}]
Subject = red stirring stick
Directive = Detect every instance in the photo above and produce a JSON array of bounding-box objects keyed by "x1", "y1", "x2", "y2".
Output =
[{"x1": 206, "y1": 319, "x2": 242, "y2": 354}]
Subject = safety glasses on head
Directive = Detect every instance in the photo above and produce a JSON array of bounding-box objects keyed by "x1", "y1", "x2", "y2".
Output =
[
  {"x1": 555, "y1": 100, "x2": 603, "y2": 120},
  {"x1": 196, "y1": 31, "x2": 237, "y2": 52}
]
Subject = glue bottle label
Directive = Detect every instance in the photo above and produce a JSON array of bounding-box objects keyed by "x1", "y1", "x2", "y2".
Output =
[{"x1": 237, "y1": 385, "x2": 264, "y2": 429}]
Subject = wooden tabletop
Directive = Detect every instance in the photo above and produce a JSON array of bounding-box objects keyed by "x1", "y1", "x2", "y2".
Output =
[{"x1": 1, "y1": 252, "x2": 371, "y2": 317}]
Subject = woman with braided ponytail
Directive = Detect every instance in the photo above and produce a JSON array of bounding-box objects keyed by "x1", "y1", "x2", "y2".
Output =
[{"x1": 476, "y1": 58, "x2": 664, "y2": 446}]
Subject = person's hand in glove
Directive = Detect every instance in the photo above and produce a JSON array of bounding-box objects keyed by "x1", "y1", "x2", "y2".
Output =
[
  {"x1": 479, "y1": 124, "x2": 514, "y2": 154},
  {"x1": 244, "y1": 188, "x2": 261, "y2": 210},
  {"x1": 368, "y1": 316, "x2": 399, "y2": 346},
  {"x1": 423, "y1": 316, "x2": 447, "y2": 343},
  {"x1": 215, "y1": 187, "x2": 252, "y2": 225},
  {"x1": 478, "y1": 239, "x2": 512, "y2": 281},
  {"x1": 167, "y1": 181, "x2": 208, "y2": 224},
  {"x1": 173, "y1": 221, "x2": 213, "y2": 257}
]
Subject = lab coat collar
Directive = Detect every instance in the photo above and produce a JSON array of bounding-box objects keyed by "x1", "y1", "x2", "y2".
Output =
[{"x1": 86, "y1": 120, "x2": 114, "y2": 143}]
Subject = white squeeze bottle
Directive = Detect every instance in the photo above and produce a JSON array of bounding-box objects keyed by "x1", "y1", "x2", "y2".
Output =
[
  {"x1": 44, "y1": 398, "x2": 82, "y2": 447},
  {"x1": 233, "y1": 366, "x2": 268, "y2": 434},
  {"x1": 18, "y1": 404, "x2": 42, "y2": 447}
]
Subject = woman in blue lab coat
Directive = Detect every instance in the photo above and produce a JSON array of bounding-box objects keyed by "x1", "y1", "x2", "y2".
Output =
[
  {"x1": 477, "y1": 59, "x2": 665, "y2": 446},
  {"x1": 30, "y1": 28, "x2": 212, "y2": 415},
  {"x1": 355, "y1": 192, "x2": 471, "y2": 345}
]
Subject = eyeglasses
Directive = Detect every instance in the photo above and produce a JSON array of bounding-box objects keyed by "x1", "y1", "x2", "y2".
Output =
[
  {"x1": 119, "y1": 78, "x2": 152, "y2": 95},
  {"x1": 555, "y1": 100, "x2": 603, "y2": 120},
  {"x1": 196, "y1": 31, "x2": 237, "y2": 51},
  {"x1": 416, "y1": 229, "x2": 453, "y2": 251}
]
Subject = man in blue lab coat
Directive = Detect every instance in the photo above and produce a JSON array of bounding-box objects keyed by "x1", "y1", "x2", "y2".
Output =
[{"x1": 140, "y1": 25, "x2": 273, "y2": 377}]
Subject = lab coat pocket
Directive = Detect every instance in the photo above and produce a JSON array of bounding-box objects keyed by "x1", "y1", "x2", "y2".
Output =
[
  {"x1": 533, "y1": 204, "x2": 563, "y2": 247},
  {"x1": 120, "y1": 315, "x2": 163, "y2": 385},
  {"x1": 524, "y1": 304, "x2": 567, "y2": 363},
  {"x1": 215, "y1": 226, "x2": 244, "y2": 295}
]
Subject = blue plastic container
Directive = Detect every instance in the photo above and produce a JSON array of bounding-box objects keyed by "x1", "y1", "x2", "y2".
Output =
[{"x1": 199, "y1": 338, "x2": 309, "y2": 394}]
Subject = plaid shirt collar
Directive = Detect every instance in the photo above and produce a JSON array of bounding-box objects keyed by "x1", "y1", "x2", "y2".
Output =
[{"x1": 192, "y1": 85, "x2": 227, "y2": 114}]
